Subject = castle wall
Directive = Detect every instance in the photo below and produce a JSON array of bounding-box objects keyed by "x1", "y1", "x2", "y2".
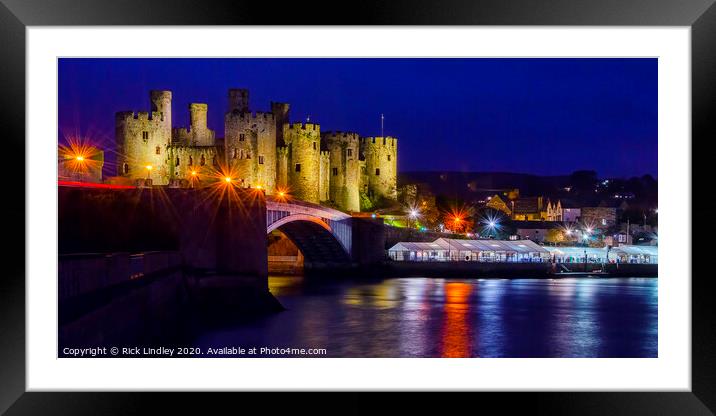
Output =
[
  {"x1": 276, "y1": 146, "x2": 288, "y2": 189},
  {"x1": 166, "y1": 145, "x2": 220, "y2": 186},
  {"x1": 319, "y1": 151, "x2": 330, "y2": 202},
  {"x1": 361, "y1": 136, "x2": 398, "y2": 201},
  {"x1": 323, "y1": 131, "x2": 360, "y2": 212},
  {"x1": 284, "y1": 122, "x2": 321, "y2": 203}
]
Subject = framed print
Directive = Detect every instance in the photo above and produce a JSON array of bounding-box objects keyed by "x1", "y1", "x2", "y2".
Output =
[{"x1": 1, "y1": 0, "x2": 714, "y2": 414}]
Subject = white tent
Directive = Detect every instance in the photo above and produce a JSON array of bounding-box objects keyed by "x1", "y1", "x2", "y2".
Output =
[{"x1": 388, "y1": 238, "x2": 550, "y2": 262}]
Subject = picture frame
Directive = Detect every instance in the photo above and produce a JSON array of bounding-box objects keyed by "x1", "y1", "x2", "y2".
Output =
[{"x1": 1, "y1": 0, "x2": 712, "y2": 413}]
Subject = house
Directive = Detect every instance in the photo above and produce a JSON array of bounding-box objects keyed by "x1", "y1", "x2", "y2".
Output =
[{"x1": 511, "y1": 196, "x2": 562, "y2": 221}]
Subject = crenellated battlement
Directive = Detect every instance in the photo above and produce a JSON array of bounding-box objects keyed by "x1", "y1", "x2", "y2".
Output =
[
  {"x1": 115, "y1": 111, "x2": 164, "y2": 123},
  {"x1": 322, "y1": 131, "x2": 360, "y2": 140},
  {"x1": 277, "y1": 146, "x2": 289, "y2": 157},
  {"x1": 227, "y1": 111, "x2": 276, "y2": 122},
  {"x1": 360, "y1": 136, "x2": 398, "y2": 147},
  {"x1": 285, "y1": 122, "x2": 320, "y2": 131}
]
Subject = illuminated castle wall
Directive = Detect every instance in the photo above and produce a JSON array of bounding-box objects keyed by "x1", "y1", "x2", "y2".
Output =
[{"x1": 115, "y1": 89, "x2": 398, "y2": 211}]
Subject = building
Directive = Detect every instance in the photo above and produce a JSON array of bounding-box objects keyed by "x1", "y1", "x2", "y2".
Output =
[
  {"x1": 562, "y1": 207, "x2": 581, "y2": 222},
  {"x1": 511, "y1": 220, "x2": 562, "y2": 243},
  {"x1": 115, "y1": 89, "x2": 398, "y2": 211},
  {"x1": 511, "y1": 196, "x2": 562, "y2": 221},
  {"x1": 485, "y1": 194, "x2": 512, "y2": 216},
  {"x1": 388, "y1": 237, "x2": 550, "y2": 262},
  {"x1": 580, "y1": 206, "x2": 617, "y2": 229}
]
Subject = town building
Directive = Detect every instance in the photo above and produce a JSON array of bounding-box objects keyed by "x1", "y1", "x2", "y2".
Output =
[{"x1": 511, "y1": 196, "x2": 562, "y2": 221}]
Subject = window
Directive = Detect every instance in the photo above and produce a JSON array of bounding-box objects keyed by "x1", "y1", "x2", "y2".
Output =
[
  {"x1": 259, "y1": 155, "x2": 264, "y2": 165},
  {"x1": 246, "y1": 152, "x2": 251, "y2": 159},
  {"x1": 200, "y1": 155, "x2": 205, "y2": 166},
  {"x1": 372, "y1": 138, "x2": 375, "y2": 144},
  {"x1": 375, "y1": 168, "x2": 380, "y2": 176},
  {"x1": 189, "y1": 156, "x2": 193, "y2": 166},
  {"x1": 387, "y1": 154, "x2": 391, "y2": 161},
  {"x1": 123, "y1": 163, "x2": 129, "y2": 175},
  {"x1": 347, "y1": 148, "x2": 353, "y2": 157},
  {"x1": 175, "y1": 157, "x2": 180, "y2": 166},
  {"x1": 239, "y1": 134, "x2": 245, "y2": 142},
  {"x1": 313, "y1": 142, "x2": 317, "y2": 150},
  {"x1": 332, "y1": 167, "x2": 338, "y2": 176},
  {"x1": 295, "y1": 163, "x2": 301, "y2": 172},
  {"x1": 213, "y1": 156, "x2": 218, "y2": 166},
  {"x1": 142, "y1": 131, "x2": 149, "y2": 142},
  {"x1": 383, "y1": 138, "x2": 387, "y2": 145},
  {"x1": 601, "y1": 218, "x2": 607, "y2": 225},
  {"x1": 155, "y1": 146, "x2": 161, "y2": 155},
  {"x1": 233, "y1": 148, "x2": 238, "y2": 159}
]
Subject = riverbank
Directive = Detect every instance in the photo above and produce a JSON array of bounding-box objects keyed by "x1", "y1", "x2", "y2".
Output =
[{"x1": 299, "y1": 261, "x2": 658, "y2": 279}]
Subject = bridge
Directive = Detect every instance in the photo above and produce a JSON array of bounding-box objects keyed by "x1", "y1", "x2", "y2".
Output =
[
  {"x1": 58, "y1": 182, "x2": 384, "y2": 274},
  {"x1": 266, "y1": 198, "x2": 353, "y2": 267}
]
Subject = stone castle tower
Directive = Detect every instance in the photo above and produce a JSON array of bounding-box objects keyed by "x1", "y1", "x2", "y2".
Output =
[
  {"x1": 225, "y1": 88, "x2": 276, "y2": 190},
  {"x1": 361, "y1": 136, "x2": 398, "y2": 200},
  {"x1": 115, "y1": 88, "x2": 398, "y2": 210},
  {"x1": 322, "y1": 131, "x2": 361, "y2": 212}
]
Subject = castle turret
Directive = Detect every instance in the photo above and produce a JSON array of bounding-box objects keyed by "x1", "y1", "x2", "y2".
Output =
[
  {"x1": 271, "y1": 102, "x2": 290, "y2": 146},
  {"x1": 150, "y1": 90, "x2": 172, "y2": 138},
  {"x1": 283, "y1": 122, "x2": 321, "y2": 203},
  {"x1": 228, "y1": 88, "x2": 249, "y2": 113},
  {"x1": 322, "y1": 131, "x2": 361, "y2": 212},
  {"x1": 361, "y1": 136, "x2": 398, "y2": 201}
]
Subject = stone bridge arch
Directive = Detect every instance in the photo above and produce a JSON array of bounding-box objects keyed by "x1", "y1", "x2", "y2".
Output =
[{"x1": 266, "y1": 200, "x2": 353, "y2": 267}]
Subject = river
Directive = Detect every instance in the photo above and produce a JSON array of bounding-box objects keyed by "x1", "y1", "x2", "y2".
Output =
[{"x1": 195, "y1": 276, "x2": 657, "y2": 358}]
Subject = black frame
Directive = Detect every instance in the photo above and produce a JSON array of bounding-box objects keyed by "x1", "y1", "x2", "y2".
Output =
[{"x1": 1, "y1": 0, "x2": 713, "y2": 414}]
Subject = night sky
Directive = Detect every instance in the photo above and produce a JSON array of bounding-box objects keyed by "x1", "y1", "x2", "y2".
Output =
[{"x1": 58, "y1": 58, "x2": 657, "y2": 178}]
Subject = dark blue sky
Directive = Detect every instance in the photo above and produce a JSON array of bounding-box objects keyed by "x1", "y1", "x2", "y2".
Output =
[{"x1": 58, "y1": 58, "x2": 657, "y2": 178}]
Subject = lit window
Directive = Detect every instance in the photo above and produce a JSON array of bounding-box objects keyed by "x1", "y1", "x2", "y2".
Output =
[
  {"x1": 602, "y1": 218, "x2": 607, "y2": 225},
  {"x1": 295, "y1": 163, "x2": 301, "y2": 172},
  {"x1": 375, "y1": 168, "x2": 380, "y2": 176}
]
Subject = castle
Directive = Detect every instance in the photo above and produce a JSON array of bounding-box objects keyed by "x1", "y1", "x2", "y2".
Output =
[{"x1": 116, "y1": 89, "x2": 397, "y2": 212}]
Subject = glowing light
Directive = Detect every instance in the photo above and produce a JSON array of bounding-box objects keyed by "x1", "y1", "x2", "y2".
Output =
[
  {"x1": 256, "y1": 185, "x2": 262, "y2": 189},
  {"x1": 145, "y1": 165, "x2": 153, "y2": 171},
  {"x1": 224, "y1": 177, "x2": 232, "y2": 183},
  {"x1": 191, "y1": 170, "x2": 197, "y2": 176},
  {"x1": 75, "y1": 156, "x2": 84, "y2": 162},
  {"x1": 585, "y1": 227, "x2": 593, "y2": 234},
  {"x1": 409, "y1": 209, "x2": 419, "y2": 218},
  {"x1": 371, "y1": 213, "x2": 376, "y2": 218},
  {"x1": 278, "y1": 191, "x2": 285, "y2": 197}
]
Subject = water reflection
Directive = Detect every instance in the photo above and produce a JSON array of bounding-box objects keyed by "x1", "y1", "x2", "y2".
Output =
[
  {"x1": 440, "y1": 282, "x2": 473, "y2": 357},
  {"x1": 196, "y1": 276, "x2": 658, "y2": 358}
]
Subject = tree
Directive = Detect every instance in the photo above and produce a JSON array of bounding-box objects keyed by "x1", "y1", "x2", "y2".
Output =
[{"x1": 545, "y1": 228, "x2": 565, "y2": 245}]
